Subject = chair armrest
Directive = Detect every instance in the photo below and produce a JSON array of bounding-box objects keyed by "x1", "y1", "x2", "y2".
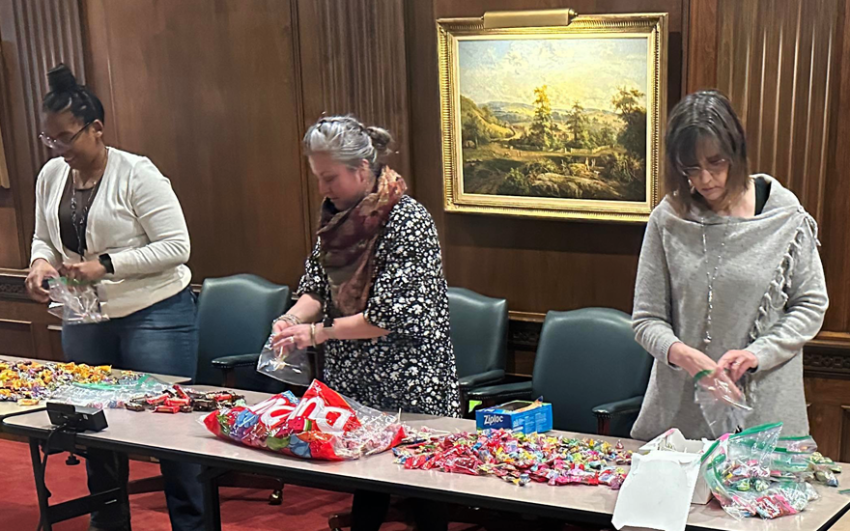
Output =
[
  {"x1": 211, "y1": 353, "x2": 261, "y2": 370},
  {"x1": 459, "y1": 369, "x2": 506, "y2": 391},
  {"x1": 466, "y1": 381, "x2": 533, "y2": 403},
  {"x1": 592, "y1": 395, "x2": 644, "y2": 418}
]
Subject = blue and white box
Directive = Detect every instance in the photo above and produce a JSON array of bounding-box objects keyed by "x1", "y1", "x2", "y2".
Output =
[{"x1": 475, "y1": 400, "x2": 553, "y2": 434}]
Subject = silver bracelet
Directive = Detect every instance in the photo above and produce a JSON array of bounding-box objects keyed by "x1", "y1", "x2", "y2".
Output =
[{"x1": 273, "y1": 314, "x2": 302, "y2": 326}]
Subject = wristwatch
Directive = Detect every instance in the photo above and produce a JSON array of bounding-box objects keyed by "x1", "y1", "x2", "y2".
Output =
[{"x1": 98, "y1": 253, "x2": 115, "y2": 275}]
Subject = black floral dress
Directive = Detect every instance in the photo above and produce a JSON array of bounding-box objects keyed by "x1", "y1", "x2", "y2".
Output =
[{"x1": 297, "y1": 196, "x2": 460, "y2": 417}]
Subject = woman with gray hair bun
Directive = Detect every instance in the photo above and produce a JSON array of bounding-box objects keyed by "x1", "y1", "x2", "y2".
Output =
[
  {"x1": 271, "y1": 115, "x2": 459, "y2": 531},
  {"x1": 631, "y1": 91, "x2": 828, "y2": 441}
]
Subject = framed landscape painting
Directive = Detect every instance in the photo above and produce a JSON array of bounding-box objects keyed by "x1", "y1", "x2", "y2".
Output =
[{"x1": 438, "y1": 12, "x2": 667, "y2": 222}]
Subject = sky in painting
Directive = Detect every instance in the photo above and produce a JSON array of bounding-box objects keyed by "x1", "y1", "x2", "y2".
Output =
[{"x1": 459, "y1": 37, "x2": 648, "y2": 111}]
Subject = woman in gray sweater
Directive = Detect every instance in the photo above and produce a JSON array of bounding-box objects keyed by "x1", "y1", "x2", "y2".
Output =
[{"x1": 631, "y1": 91, "x2": 828, "y2": 440}]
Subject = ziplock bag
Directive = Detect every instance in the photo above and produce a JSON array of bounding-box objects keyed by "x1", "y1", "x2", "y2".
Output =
[
  {"x1": 703, "y1": 423, "x2": 815, "y2": 519},
  {"x1": 256, "y1": 333, "x2": 313, "y2": 387},
  {"x1": 47, "y1": 277, "x2": 108, "y2": 324},
  {"x1": 694, "y1": 369, "x2": 752, "y2": 438},
  {"x1": 49, "y1": 374, "x2": 170, "y2": 409}
]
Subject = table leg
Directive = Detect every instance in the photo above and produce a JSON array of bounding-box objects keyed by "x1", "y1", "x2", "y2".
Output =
[
  {"x1": 199, "y1": 466, "x2": 223, "y2": 531},
  {"x1": 29, "y1": 438, "x2": 53, "y2": 531}
]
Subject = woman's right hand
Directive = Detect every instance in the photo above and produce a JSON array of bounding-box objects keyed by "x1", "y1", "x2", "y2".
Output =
[
  {"x1": 25, "y1": 259, "x2": 59, "y2": 303},
  {"x1": 669, "y1": 342, "x2": 744, "y2": 404},
  {"x1": 668, "y1": 342, "x2": 718, "y2": 377}
]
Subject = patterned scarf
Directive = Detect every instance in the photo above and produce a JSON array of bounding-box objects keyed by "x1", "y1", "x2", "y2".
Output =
[{"x1": 318, "y1": 166, "x2": 407, "y2": 316}]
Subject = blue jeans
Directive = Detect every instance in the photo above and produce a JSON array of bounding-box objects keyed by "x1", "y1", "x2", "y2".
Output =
[{"x1": 63, "y1": 288, "x2": 204, "y2": 531}]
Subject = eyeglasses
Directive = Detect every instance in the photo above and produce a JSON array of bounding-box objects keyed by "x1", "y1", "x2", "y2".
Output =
[
  {"x1": 681, "y1": 158, "x2": 729, "y2": 180},
  {"x1": 38, "y1": 121, "x2": 93, "y2": 152}
]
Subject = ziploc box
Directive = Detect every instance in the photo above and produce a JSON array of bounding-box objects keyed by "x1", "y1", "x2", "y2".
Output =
[
  {"x1": 638, "y1": 428, "x2": 714, "y2": 504},
  {"x1": 475, "y1": 400, "x2": 553, "y2": 434}
]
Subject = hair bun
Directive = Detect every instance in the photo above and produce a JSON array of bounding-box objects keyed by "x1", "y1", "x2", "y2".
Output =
[
  {"x1": 47, "y1": 64, "x2": 78, "y2": 94},
  {"x1": 366, "y1": 126, "x2": 393, "y2": 155}
]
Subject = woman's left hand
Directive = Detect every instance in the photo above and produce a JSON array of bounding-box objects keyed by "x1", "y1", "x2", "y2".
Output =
[
  {"x1": 717, "y1": 349, "x2": 759, "y2": 382},
  {"x1": 60, "y1": 261, "x2": 107, "y2": 282},
  {"x1": 272, "y1": 324, "x2": 319, "y2": 352}
]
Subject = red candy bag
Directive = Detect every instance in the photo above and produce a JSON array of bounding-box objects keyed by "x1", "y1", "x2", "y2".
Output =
[{"x1": 202, "y1": 380, "x2": 406, "y2": 461}]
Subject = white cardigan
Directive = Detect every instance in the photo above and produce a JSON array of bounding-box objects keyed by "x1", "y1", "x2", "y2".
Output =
[{"x1": 31, "y1": 147, "x2": 192, "y2": 318}]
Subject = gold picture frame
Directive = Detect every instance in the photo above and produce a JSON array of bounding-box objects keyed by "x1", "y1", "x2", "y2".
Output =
[{"x1": 438, "y1": 10, "x2": 667, "y2": 222}]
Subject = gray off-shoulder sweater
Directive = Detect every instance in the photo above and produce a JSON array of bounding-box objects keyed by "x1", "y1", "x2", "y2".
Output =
[{"x1": 631, "y1": 175, "x2": 828, "y2": 440}]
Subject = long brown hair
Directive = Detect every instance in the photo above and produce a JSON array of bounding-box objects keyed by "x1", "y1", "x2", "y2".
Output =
[{"x1": 664, "y1": 90, "x2": 749, "y2": 216}]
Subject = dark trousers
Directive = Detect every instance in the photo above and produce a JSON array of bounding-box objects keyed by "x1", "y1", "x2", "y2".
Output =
[
  {"x1": 351, "y1": 490, "x2": 448, "y2": 531},
  {"x1": 62, "y1": 288, "x2": 204, "y2": 531}
]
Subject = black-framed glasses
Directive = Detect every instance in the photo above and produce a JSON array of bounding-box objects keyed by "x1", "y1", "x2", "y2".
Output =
[
  {"x1": 38, "y1": 121, "x2": 93, "y2": 152},
  {"x1": 681, "y1": 158, "x2": 729, "y2": 180}
]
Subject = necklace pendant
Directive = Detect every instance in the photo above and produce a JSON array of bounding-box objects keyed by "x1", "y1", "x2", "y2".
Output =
[{"x1": 703, "y1": 337, "x2": 711, "y2": 345}]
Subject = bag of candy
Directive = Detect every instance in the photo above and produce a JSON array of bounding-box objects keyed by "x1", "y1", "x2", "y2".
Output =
[
  {"x1": 202, "y1": 379, "x2": 406, "y2": 461},
  {"x1": 694, "y1": 369, "x2": 752, "y2": 438},
  {"x1": 702, "y1": 423, "x2": 814, "y2": 519},
  {"x1": 47, "y1": 277, "x2": 108, "y2": 324}
]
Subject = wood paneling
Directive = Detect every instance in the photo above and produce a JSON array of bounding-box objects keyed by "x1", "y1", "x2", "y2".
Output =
[
  {"x1": 0, "y1": 319, "x2": 33, "y2": 357},
  {"x1": 805, "y1": 376, "x2": 850, "y2": 461},
  {"x1": 0, "y1": 0, "x2": 86, "y2": 269},
  {"x1": 407, "y1": 0, "x2": 685, "y2": 315},
  {"x1": 295, "y1": 0, "x2": 411, "y2": 237},
  {"x1": 686, "y1": 0, "x2": 718, "y2": 90},
  {"x1": 81, "y1": 0, "x2": 308, "y2": 288}
]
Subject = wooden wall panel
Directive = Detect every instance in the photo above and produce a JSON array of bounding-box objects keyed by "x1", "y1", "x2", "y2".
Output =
[
  {"x1": 0, "y1": 0, "x2": 86, "y2": 269},
  {"x1": 0, "y1": 319, "x2": 33, "y2": 357},
  {"x1": 805, "y1": 377, "x2": 850, "y2": 461},
  {"x1": 407, "y1": 0, "x2": 685, "y2": 315},
  {"x1": 295, "y1": 0, "x2": 411, "y2": 237},
  {"x1": 81, "y1": 0, "x2": 309, "y2": 288}
]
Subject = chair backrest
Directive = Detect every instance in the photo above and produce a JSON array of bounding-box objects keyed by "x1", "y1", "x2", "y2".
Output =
[
  {"x1": 448, "y1": 287, "x2": 508, "y2": 378},
  {"x1": 531, "y1": 307, "x2": 652, "y2": 434},
  {"x1": 195, "y1": 274, "x2": 291, "y2": 386}
]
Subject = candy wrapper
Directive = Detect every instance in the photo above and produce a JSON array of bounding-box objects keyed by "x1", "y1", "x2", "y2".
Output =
[
  {"x1": 694, "y1": 369, "x2": 752, "y2": 438},
  {"x1": 394, "y1": 429, "x2": 630, "y2": 489},
  {"x1": 203, "y1": 379, "x2": 406, "y2": 461},
  {"x1": 48, "y1": 277, "x2": 108, "y2": 325},
  {"x1": 256, "y1": 333, "x2": 313, "y2": 387},
  {"x1": 702, "y1": 423, "x2": 818, "y2": 520}
]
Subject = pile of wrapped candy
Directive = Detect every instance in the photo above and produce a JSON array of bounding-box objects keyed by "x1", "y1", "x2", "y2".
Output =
[
  {"x1": 122, "y1": 385, "x2": 245, "y2": 413},
  {"x1": 393, "y1": 429, "x2": 631, "y2": 488},
  {"x1": 48, "y1": 378, "x2": 244, "y2": 412},
  {"x1": 0, "y1": 360, "x2": 138, "y2": 405},
  {"x1": 703, "y1": 423, "x2": 840, "y2": 520},
  {"x1": 203, "y1": 379, "x2": 406, "y2": 461}
]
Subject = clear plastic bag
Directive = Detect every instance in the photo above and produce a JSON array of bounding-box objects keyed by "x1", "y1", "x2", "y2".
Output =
[
  {"x1": 694, "y1": 369, "x2": 752, "y2": 438},
  {"x1": 47, "y1": 277, "x2": 108, "y2": 324},
  {"x1": 256, "y1": 333, "x2": 313, "y2": 387},
  {"x1": 49, "y1": 374, "x2": 170, "y2": 409},
  {"x1": 703, "y1": 423, "x2": 815, "y2": 519}
]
